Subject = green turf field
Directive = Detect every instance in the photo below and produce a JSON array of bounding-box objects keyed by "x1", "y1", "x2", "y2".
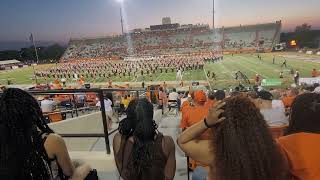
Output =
[{"x1": 1, "y1": 52, "x2": 319, "y2": 89}]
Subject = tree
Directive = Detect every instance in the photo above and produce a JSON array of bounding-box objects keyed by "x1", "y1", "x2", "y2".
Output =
[
  {"x1": 294, "y1": 23, "x2": 313, "y2": 48},
  {"x1": 44, "y1": 44, "x2": 65, "y2": 60},
  {"x1": 295, "y1": 23, "x2": 311, "y2": 32}
]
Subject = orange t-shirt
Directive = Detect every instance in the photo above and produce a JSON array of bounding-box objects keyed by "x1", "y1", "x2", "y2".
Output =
[
  {"x1": 180, "y1": 100, "x2": 190, "y2": 112},
  {"x1": 180, "y1": 105, "x2": 212, "y2": 139},
  {"x1": 312, "y1": 70, "x2": 318, "y2": 77},
  {"x1": 146, "y1": 91, "x2": 151, "y2": 102},
  {"x1": 278, "y1": 133, "x2": 320, "y2": 180},
  {"x1": 282, "y1": 96, "x2": 296, "y2": 108}
]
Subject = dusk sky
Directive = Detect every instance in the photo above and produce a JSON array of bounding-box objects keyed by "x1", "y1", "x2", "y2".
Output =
[{"x1": 1, "y1": 0, "x2": 320, "y2": 43}]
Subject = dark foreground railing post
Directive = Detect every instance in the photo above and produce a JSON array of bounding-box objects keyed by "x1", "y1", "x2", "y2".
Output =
[
  {"x1": 98, "y1": 90, "x2": 111, "y2": 154},
  {"x1": 72, "y1": 94, "x2": 79, "y2": 117}
]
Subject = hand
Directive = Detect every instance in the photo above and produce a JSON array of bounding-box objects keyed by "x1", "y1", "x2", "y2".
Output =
[{"x1": 206, "y1": 102, "x2": 226, "y2": 126}]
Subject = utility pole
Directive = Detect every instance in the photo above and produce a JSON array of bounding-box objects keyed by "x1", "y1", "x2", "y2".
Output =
[
  {"x1": 212, "y1": 0, "x2": 215, "y2": 30},
  {"x1": 120, "y1": 7, "x2": 124, "y2": 34}
]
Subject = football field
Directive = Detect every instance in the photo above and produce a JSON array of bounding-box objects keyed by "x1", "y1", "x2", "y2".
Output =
[{"x1": 1, "y1": 52, "x2": 319, "y2": 89}]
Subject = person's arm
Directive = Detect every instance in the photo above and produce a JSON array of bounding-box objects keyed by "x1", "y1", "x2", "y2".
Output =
[
  {"x1": 45, "y1": 134, "x2": 91, "y2": 179},
  {"x1": 113, "y1": 133, "x2": 122, "y2": 155},
  {"x1": 113, "y1": 133, "x2": 122, "y2": 173},
  {"x1": 177, "y1": 120, "x2": 214, "y2": 165},
  {"x1": 163, "y1": 136, "x2": 176, "y2": 180},
  {"x1": 177, "y1": 103, "x2": 225, "y2": 165}
]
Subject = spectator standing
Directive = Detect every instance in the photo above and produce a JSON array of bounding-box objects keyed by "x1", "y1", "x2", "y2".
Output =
[
  {"x1": 41, "y1": 95, "x2": 57, "y2": 113},
  {"x1": 96, "y1": 92, "x2": 118, "y2": 129}
]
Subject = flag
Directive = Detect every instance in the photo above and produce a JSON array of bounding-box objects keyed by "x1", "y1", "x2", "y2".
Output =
[{"x1": 29, "y1": 33, "x2": 34, "y2": 43}]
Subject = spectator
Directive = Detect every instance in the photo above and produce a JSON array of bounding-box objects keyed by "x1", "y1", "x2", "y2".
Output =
[
  {"x1": 313, "y1": 83, "x2": 320, "y2": 93},
  {"x1": 311, "y1": 68, "x2": 318, "y2": 77},
  {"x1": 0, "y1": 88, "x2": 91, "y2": 180},
  {"x1": 180, "y1": 91, "x2": 209, "y2": 135},
  {"x1": 251, "y1": 91, "x2": 288, "y2": 126},
  {"x1": 205, "y1": 91, "x2": 217, "y2": 108},
  {"x1": 278, "y1": 93, "x2": 320, "y2": 180},
  {"x1": 96, "y1": 92, "x2": 118, "y2": 129},
  {"x1": 158, "y1": 87, "x2": 166, "y2": 109},
  {"x1": 41, "y1": 95, "x2": 57, "y2": 113},
  {"x1": 168, "y1": 88, "x2": 179, "y2": 110},
  {"x1": 282, "y1": 88, "x2": 299, "y2": 108},
  {"x1": 214, "y1": 90, "x2": 225, "y2": 101},
  {"x1": 121, "y1": 95, "x2": 130, "y2": 109},
  {"x1": 180, "y1": 91, "x2": 189, "y2": 106},
  {"x1": 113, "y1": 98, "x2": 176, "y2": 180},
  {"x1": 179, "y1": 90, "x2": 211, "y2": 177},
  {"x1": 177, "y1": 95, "x2": 288, "y2": 180}
]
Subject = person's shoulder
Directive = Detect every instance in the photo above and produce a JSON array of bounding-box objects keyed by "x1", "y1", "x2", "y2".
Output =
[
  {"x1": 162, "y1": 135, "x2": 174, "y2": 144},
  {"x1": 47, "y1": 133, "x2": 63, "y2": 142},
  {"x1": 162, "y1": 135, "x2": 175, "y2": 150},
  {"x1": 44, "y1": 133, "x2": 66, "y2": 154}
]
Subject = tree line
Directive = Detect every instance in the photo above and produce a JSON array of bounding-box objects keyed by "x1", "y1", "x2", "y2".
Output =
[{"x1": 0, "y1": 44, "x2": 66, "y2": 63}]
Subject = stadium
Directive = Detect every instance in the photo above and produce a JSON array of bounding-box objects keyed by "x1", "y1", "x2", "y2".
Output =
[{"x1": 1, "y1": 0, "x2": 320, "y2": 180}]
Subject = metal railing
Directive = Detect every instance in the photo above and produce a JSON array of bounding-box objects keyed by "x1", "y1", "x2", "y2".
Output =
[{"x1": 26, "y1": 88, "x2": 145, "y2": 154}]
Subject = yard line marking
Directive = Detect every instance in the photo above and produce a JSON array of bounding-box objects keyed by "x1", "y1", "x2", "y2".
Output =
[{"x1": 235, "y1": 56, "x2": 271, "y2": 79}]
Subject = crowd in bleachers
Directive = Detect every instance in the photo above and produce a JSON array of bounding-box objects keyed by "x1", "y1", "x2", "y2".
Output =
[
  {"x1": 1, "y1": 81, "x2": 320, "y2": 179},
  {"x1": 62, "y1": 22, "x2": 280, "y2": 59}
]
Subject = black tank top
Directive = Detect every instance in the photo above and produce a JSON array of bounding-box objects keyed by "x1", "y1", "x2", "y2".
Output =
[{"x1": 115, "y1": 133, "x2": 167, "y2": 180}]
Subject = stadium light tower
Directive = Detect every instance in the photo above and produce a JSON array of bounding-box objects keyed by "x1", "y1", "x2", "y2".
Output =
[
  {"x1": 116, "y1": 0, "x2": 125, "y2": 34},
  {"x1": 212, "y1": 0, "x2": 215, "y2": 30}
]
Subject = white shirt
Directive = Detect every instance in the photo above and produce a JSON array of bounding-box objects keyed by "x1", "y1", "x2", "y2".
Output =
[
  {"x1": 168, "y1": 92, "x2": 179, "y2": 101},
  {"x1": 314, "y1": 86, "x2": 320, "y2": 93},
  {"x1": 96, "y1": 99, "x2": 113, "y2": 112},
  {"x1": 41, "y1": 99, "x2": 57, "y2": 113},
  {"x1": 260, "y1": 100, "x2": 288, "y2": 126}
]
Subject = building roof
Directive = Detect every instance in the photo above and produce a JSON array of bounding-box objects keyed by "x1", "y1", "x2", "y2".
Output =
[{"x1": 0, "y1": 59, "x2": 21, "y2": 65}]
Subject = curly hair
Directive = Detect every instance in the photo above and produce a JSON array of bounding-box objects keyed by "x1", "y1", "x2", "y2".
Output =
[
  {"x1": 0, "y1": 88, "x2": 54, "y2": 180},
  {"x1": 213, "y1": 95, "x2": 287, "y2": 180},
  {"x1": 286, "y1": 93, "x2": 320, "y2": 134},
  {"x1": 118, "y1": 98, "x2": 158, "y2": 178}
]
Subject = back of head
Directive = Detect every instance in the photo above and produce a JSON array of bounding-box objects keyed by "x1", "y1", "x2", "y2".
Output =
[
  {"x1": 118, "y1": 98, "x2": 158, "y2": 177},
  {"x1": 257, "y1": 90, "x2": 273, "y2": 101},
  {"x1": 208, "y1": 91, "x2": 215, "y2": 100},
  {"x1": 172, "y1": 88, "x2": 176, "y2": 92},
  {"x1": 105, "y1": 92, "x2": 113, "y2": 101},
  {"x1": 286, "y1": 93, "x2": 320, "y2": 134},
  {"x1": 0, "y1": 88, "x2": 53, "y2": 179},
  {"x1": 213, "y1": 95, "x2": 286, "y2": 180},
  {"x1": 215, "y1": 90, "x2": 225, "y2": 101}
]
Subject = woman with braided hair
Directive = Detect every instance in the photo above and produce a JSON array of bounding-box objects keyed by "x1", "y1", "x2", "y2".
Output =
[
  {"x1": 113, "y1": 98, "x2": 176, "y2": 180},
  {"x1": 177, "y1": 95, "x2": 288, "y2": 180},
  {"x1": 278, "y1": 93, "x2": 320, "y2": 180},
  {"x1": 0, "y1": 88, "x2": 91, "y2": 180}
]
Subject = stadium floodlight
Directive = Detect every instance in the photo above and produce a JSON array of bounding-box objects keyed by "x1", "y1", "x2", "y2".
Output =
[{"x1": 115, "y1": 0, "x2": 125, "y2": 34}]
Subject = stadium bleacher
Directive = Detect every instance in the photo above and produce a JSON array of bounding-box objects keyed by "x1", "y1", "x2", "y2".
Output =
[{"x1": 62, "y1": 21, "x2": 281, "y2": 60}]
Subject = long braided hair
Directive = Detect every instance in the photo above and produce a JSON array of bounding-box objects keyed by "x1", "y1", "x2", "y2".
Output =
[
  {"x1": 118, "y1": 98, "x2": 158, "y2": 178},
  {"x1": 0, "y1": 88, "x2": 54, "y2": 180},
  {"x1": 213, "y1": 95, "x2": 287, "y2": 180}
]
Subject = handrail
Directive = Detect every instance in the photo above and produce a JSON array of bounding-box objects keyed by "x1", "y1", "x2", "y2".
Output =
[
  {"x1": 28, "y1": 88, "x2": 145, "y2": 95},
  {"x1": 0, "y1": 88, "x2": 144, "y2": 154}
]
